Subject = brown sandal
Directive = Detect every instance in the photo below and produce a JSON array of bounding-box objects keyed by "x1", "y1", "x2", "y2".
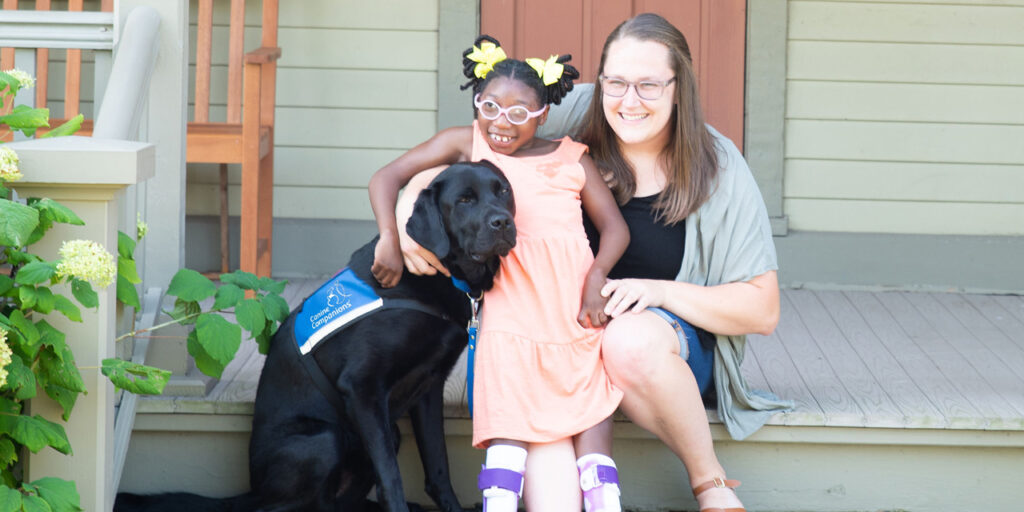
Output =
[{"x1": 692, "y1": 477, "x2": 745, "y2": 512}]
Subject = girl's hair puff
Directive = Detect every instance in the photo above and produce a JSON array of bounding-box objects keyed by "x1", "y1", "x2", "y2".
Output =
[{"x1": 461, "y1": 35, "x2": 579, "y2": 106}]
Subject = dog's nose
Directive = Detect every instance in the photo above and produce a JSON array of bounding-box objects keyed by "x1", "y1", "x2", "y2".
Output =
[{"x1": 489, "y1": 214, "x2": 513, "y2": 232}]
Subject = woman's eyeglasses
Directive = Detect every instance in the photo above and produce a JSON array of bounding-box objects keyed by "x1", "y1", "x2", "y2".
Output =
[
  {"x1": 474, "y1": 94, "x2": 548, "y2": 125},
  {"x1": 599, "y1": 75, "x2": 676, "y2": 100}
]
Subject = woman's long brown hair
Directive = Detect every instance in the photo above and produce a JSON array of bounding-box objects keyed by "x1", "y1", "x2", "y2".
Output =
[{"x1": 579, "y1": 13, "x2": 719, "y2": 224}]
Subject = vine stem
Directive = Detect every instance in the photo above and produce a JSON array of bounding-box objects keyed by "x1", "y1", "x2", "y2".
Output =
[{"x1": 114, "y1": 312, "x2": 200, "y2": 342}]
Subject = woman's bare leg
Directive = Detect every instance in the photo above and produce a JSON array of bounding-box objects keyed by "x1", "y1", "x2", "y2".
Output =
[{"x1": 602, "y1": 311, "x2": 743, "y2": 510}]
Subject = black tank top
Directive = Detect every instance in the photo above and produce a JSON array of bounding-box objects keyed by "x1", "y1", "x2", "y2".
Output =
[
  {"x1": 584, "y1": 195, "x2": 717, "y2": 355},
  {"x1": 584, "y1": 194, "x2": 684, "y2": 280}
]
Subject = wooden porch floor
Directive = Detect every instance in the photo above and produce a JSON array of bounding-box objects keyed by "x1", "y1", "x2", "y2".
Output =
[{"x1": 148, "y1": 279, "x2": 1024, "y2": 435}]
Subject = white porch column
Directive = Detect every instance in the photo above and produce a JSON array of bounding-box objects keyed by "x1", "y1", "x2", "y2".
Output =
[
  {"x1": 9, "y1": 136, "x2": 155, "y2": 512},
  {"x1": 115, "y1": 0, "x2": 189, "y2": 290}
]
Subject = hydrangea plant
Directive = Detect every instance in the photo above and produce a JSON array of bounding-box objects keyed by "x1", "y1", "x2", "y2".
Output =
[{"x1": 1, "y1": 69, "x2": 289, "y2": 510}]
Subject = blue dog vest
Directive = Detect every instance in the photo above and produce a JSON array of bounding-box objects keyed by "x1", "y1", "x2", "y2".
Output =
[
  {"x1": 294, "y1": 267, "x2": 385, "y2": 355},
  {"x1": 290, "y1": 267, "x2": 461, "y2": 411}
]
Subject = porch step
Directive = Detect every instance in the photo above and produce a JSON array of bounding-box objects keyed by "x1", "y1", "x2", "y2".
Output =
[{"x1": 117, "y1": 283, "x2": 1024, "y2": 511}]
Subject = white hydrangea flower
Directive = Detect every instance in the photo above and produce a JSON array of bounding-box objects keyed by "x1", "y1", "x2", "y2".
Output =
[
  {"x1": 0, "y1": 146, "x2": 22, "y2": 182},
  {"x1": 136, "y1": 212, "x2": 148, "y2": 240},
  {"x1": 2, "y1": 68, "x2": 35, "y2": 90},
  {"x1": 0, "y1": 328, "x2": 12, "y2": 390},
  {"x1": 56, "y1": 239, "x2": 117, "y2": 288}
]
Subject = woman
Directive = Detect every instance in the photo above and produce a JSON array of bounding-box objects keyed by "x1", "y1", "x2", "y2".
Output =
[{"x1": 395, "y1": 13, "x2": 790, "y2": 511}]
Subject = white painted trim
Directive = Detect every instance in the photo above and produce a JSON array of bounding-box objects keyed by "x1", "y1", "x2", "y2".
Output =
[{"x1": 0, "y1": 11, "x2": 115, "y2": 49}]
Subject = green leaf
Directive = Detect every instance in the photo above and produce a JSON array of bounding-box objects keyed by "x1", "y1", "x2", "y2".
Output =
[
  {"x1": 255, "y1": 329, "x2": 272, "y2": 355},
  {"x1": 26, "y1": 198, "x2": 84, "y2": 226},
  {"x1": 38, "y1": 344, "x2": 85, "y2": 393},
  {"x1": 101, "y1": 359, "x2": 170, "y2": 395},
  {"x1": 0, "y1": 71, "x2": 20, "y2": 94},
  {"x1": 117, "y1": 231, "x2": 136, "y2": 259},
  {"x1": 212, "y1": 284, "x2": 244, "y2": 311},
  {"x1": 0, "y1": 275, "x2": 12, "y2": 296},
  {"x1": 7, "y1": 311, "x2": 40, "y2": 360},
  {"x1": 52, "y1": 296, "x2": 82, "y2": 323},
  {"x1": 4, "y1": 250, "x2": 39, "y2": 267},
  {"x1": 26, "y1": 287, "x2": 56, "y2": 314},
  {"x1": 235, "y1": 299, "x2": 265, "y2": 337},
  {"x1": 0, "y1": 398, "x2": 20, "y2": 415},
  {"x1": 219, "y1": 271, "x2": 259, "y2": 291},
  {"x1": 167, "y1": 269, "x2": 216, "y2": 302},
  {"x1": 188, "y1": 313, "x2": 241, "y2": 378},
  {"x1": 166, "y1": 298, "x2": 200, "y2": 325},
  {"x1": 0, "y1": 199, "x2": 39, "y2": 247},
  {"x1": 257, "y1": 276, "x2": 287, "y2": 295},
  {"x1": 116, "y1": 274, "x2": 141, "y2": 309},
  {"x1": 29, "y1": 477, "x2": 82, "y2": 512},
  {"x1": 41, "y1": 386, "x2": 78, "y2": 422},
  {"x1": 261, "y1": 292, "x2": 290, "y2": 322},
  {"x1": 20, "y1": 493, "x2": 50, "y2": 512},
  {"x1": 39, "y1": 114, "x2": 83, "y2": 139},
  {"x1": 0, "y1": 105, "x2": 49, "y2": 131},
  {"x1": 0, "y1": 437, "x2": 17, "y2": 470},
  {"x1": 0, "y1": 484, "x2": 23, "y2": 512},
  {"x1": 69, "y1": 279, "x2": 97, "y2": 309},
  {"x1": 0, "y1": 414, "x2": 71, "y2": 454},
  {"x1": 117, "y1": 257, "x2": 141, "y2": 285},
  {"x1": 2, "y1": 355, "x2": 37, "y2": 401},
  {"x1": 17, "y1": 287, "x2": 37, "y2": 309},
  {"x1": 13, "y1": 262, "x2": 57, "y2": 285}
]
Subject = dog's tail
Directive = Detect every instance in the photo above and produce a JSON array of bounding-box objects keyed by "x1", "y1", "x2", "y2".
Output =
[{"x1": 114, "y1": 491, "x2": 257, "y2": 512}]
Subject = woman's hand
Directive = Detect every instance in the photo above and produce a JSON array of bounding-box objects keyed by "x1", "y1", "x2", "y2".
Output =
[{"x1": 601, "y1": 278, "x2": 665, "y2": 318}]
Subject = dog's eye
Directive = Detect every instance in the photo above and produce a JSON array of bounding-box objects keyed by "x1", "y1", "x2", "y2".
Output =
[
  {"x1": 499, "y1": 187, "x2": 510, "y2": 196},
  {"x1": 457, "y1": 195, "x2": 474, "y2": 204}
]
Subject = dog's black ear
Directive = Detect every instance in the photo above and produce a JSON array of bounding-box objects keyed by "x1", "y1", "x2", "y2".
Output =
[{"x1": 407, "y1": 183, "x2": 450, "y2": 259}]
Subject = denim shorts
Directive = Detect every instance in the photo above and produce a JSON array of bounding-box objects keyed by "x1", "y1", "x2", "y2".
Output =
[{"x1": 648, "y1": 307, "x2": 715, "y2": 398}]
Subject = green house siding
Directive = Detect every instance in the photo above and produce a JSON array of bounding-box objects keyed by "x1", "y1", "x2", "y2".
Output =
[
  {"x1": 183, "y1": 0, "x2": 441, "y2": 221},
  {"x1": 783, "y1": 0, "x2": 1024, "y2": 235}
]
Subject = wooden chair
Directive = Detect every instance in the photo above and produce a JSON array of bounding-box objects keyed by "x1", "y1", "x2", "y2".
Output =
[
  {"x1": 188, "y1": 0, "x2": 280, "y2": 278},
  {"x1": 2, "y1": 0, "x2": 281, "y2": 278}
]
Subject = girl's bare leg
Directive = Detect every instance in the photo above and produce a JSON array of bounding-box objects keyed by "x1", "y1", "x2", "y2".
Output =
[{"x1": 523, "y1": 438, "x2": 581, "y2": 512}]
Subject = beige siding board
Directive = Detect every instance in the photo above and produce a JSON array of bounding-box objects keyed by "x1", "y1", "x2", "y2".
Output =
[
  {"x1": 189, "y1": 148, "x2": 402, "y2": 189},
  {"x1": 789, "y1": 1, "x2": 1024, "y2": 44},
  {"x1": 784, "y1": 160, "x2": 1024, "y2": 203},
  {"x1": 844, "y1": 291, "x2": 983, "y2": 429},
  {"x1": 786, "y1": 82, "x2": 1024, "y2": 124},
  {"x1": 189, "y1": 0, "x2": 439, "y2": 30},
  {"x1": 786, "y1": 290, "x2": 906, "y2": 427},
  {"x1": 273, "y1": 108, "x2": 436, "y2": 149},
  {"x1": 188, "y1": 184, "x2": 373, "y2": 220},
  {"x1": 875, "y1": 292, "x2": 1024, "y2": 429},
  {"x1": 188, "y1": 26, "x2": 437, "y2": 70},
  {"x1": 805, "y1": 0, "x2": 1024, "y2": 6},
  {"x1": 783, "y1": 199, "x2": 1024, "y2": 235},
  {"x1": 788, "y1": 41, "x2": 1024, "y2": 85},
  {"x1": 785, "y1": 120, "x2": 1024, "y2": 164},
  {"x1": 189, "y1": 67, "x2": 436, "y2": 110}
]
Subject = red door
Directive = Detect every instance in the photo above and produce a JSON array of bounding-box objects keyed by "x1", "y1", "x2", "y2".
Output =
[{"x1": 481, "y1": 0, "x2": 746, "y2": 150}]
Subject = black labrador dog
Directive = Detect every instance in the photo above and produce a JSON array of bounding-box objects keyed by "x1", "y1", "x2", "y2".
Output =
[{"x1": 115, "y1": 160, "x2": 516, "y2": 512}]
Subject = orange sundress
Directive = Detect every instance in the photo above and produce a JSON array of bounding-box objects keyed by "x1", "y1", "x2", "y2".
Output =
[{"x1": 470, "y1": 121, "x2": 623, "y2": 448}]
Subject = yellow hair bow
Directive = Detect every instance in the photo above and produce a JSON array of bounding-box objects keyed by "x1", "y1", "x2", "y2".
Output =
[
  {"x1": 467, "y1": 41, "x2": 507, "y2": 79},
  {"x1": 526, "y1": 55, "x2": 564, "y2": 86}
]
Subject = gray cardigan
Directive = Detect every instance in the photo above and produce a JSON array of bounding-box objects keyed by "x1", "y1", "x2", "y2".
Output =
[{"x1": 539, "y1": 84, "x2": 793, "y2": 440}]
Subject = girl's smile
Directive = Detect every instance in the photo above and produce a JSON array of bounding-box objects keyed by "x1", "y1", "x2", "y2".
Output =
[{"x1": 476, "y1": 77, "x2": 549, "y2": 156}]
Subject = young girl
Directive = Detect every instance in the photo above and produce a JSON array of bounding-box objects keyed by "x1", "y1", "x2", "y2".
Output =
[{"x1": 369, "y1": 36, "x2": 629, "y2": 512}]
